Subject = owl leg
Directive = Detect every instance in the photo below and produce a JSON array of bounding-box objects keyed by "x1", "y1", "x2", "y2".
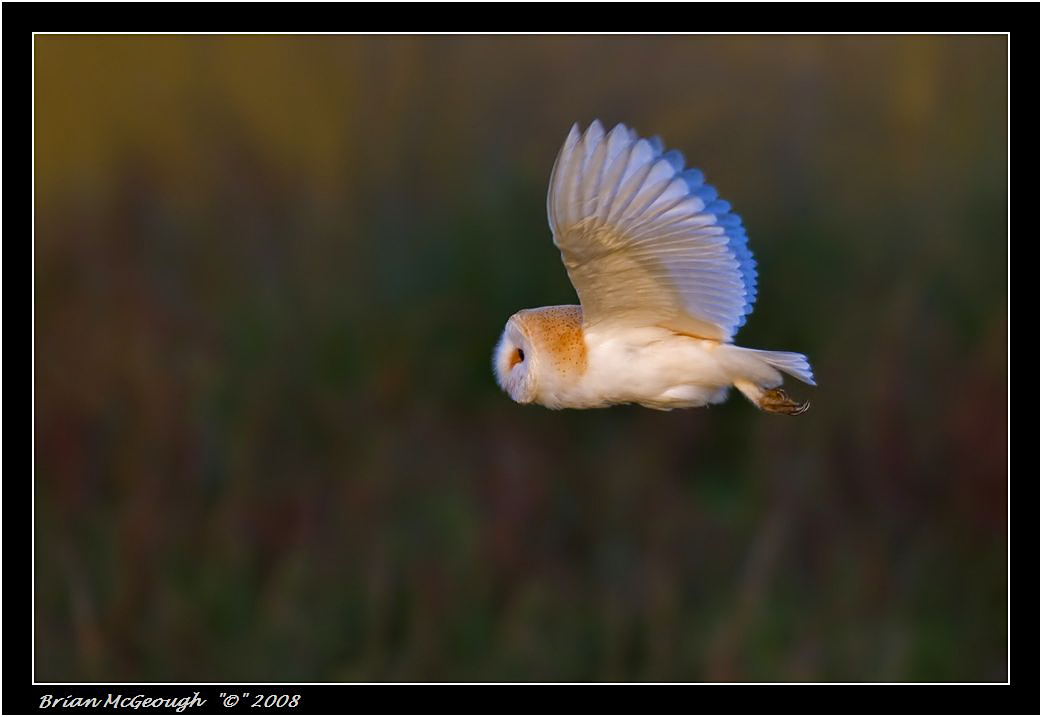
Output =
[
  {"x1": 733, "y1": 380, "x2": 810, "y2": 416},
  {"x1": 759, "y1": 387, "x2": 810, "y2": 415}
]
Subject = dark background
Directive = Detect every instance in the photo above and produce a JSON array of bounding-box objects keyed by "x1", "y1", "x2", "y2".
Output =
[{"x1": 34, "y1": 34, "x2": 1007, "y2": 682}]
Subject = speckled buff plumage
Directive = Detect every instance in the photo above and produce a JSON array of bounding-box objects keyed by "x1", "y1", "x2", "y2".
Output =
[{"x1": 494, "y1": 121, "x2": 815, "y2": 413}]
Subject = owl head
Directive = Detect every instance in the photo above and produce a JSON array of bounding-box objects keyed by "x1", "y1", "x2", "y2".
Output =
[
  {"x1": 493, "y1": 313, "x2": 538, "y2": 404},
  {"x1": 494, "y1": 306, "x2": 587, "y2": 406}
]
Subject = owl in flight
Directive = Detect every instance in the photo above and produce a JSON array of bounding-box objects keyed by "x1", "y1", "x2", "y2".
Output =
[{"x1": 493, "y1": 120, "x2": 815, "y2": 414}]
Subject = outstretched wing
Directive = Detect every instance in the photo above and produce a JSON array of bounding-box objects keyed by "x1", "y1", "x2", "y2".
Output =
[{"x1": 547, "y1": 120, "x2": 757, "y2": 343}]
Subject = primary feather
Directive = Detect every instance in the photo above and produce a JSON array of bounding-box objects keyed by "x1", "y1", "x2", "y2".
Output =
[{"x1": 548, "y1": 120, "x2": 758, "y2": 342}]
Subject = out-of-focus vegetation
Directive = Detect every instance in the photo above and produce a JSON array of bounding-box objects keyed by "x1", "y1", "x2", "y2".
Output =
[{"x1": 34, "y1": 35, "x2": 1006, "y2": 682}]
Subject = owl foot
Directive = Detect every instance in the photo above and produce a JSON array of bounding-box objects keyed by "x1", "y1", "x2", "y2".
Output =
[{"x1": 759, "y1": 388, "x2": 810, "y2": 416}]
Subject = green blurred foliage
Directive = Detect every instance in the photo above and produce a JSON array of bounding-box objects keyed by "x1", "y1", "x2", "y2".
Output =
[{"x1": 34, "y1": 35, "x2": 1007, "y2": 682}]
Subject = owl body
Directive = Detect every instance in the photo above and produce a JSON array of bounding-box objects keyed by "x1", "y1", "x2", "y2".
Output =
[
  {"x1": 582, "y1": 325, "x2": 734, "y2": 411},
  {"x1": 495, "y1": 304, "x2": 801, "y2": 411},
  {"x1": 494, "y1": 121, "x2": 816, "y2": 414}
]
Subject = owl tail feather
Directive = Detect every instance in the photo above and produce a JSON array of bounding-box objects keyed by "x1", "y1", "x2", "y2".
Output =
[
  {"x1": 752, "y1": 349, "x2": 816, "y2": 387},
  {"x1": 722, "y1": 345, "x2": 815, "y2": 415}
]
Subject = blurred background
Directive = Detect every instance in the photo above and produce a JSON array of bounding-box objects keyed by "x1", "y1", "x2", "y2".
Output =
[{"x1": 34, "y1": 35, "x2": 1007, "y2": 682}]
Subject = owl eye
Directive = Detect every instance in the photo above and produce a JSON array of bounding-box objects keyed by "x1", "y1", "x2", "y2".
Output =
[{"x1": 509, "y1": 348, "x2": 525, "y2": 369}]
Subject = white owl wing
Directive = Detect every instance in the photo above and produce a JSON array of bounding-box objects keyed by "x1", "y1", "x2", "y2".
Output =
[{"x1": 547, "y1": 120, "x2": 758, "y2": 343}]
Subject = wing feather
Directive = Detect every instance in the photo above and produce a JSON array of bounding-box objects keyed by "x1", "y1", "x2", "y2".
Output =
[{"x1": 547, "y1": 121, "x2": 759, "y2": 341}]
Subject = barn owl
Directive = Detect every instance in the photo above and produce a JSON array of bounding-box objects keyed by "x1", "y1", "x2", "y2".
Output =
[{"x1": 493, "y1": 120, "x2": 815, "y2": 413}]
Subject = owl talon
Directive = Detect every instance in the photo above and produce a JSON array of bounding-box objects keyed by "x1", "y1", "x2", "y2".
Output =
[{"x1": 759, "y1": 388, "x2": 810, "y2": 416}]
